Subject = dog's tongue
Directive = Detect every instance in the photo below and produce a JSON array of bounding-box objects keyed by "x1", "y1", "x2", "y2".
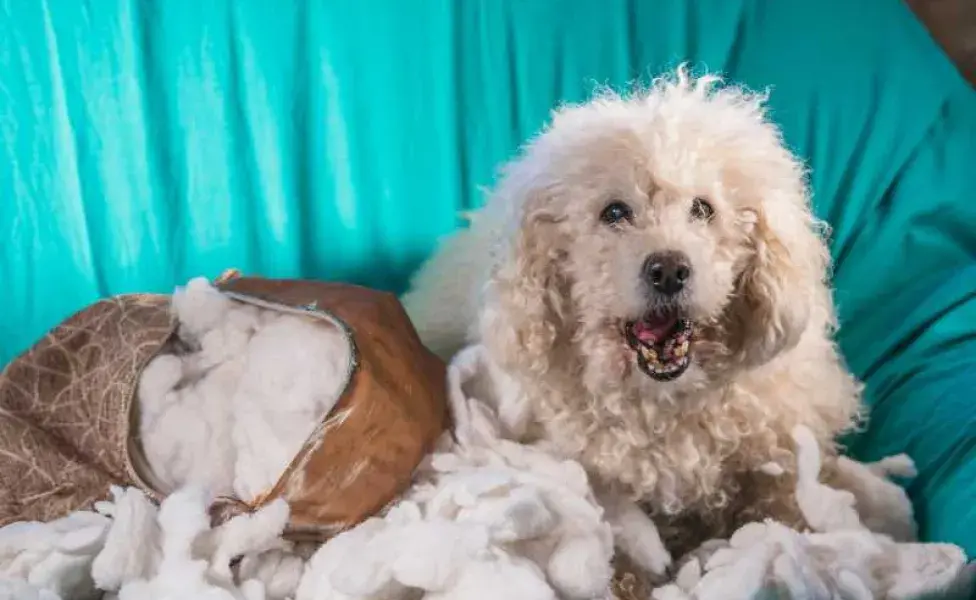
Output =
[{"x1": 633, "y1": 314, "x2": 679, "y2": 344}]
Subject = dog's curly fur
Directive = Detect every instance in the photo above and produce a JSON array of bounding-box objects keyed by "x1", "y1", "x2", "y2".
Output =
[{"x1": 403, "y1": 69, "x2": 863, "y2": 553}]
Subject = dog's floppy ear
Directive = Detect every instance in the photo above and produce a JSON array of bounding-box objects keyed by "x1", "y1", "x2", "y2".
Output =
[
  {"x1": 479, "y1": 175, "x2": 566, "y2": 378},
  {"x1": 728, "y1": 183, "x2": 831, "y2": 369}
]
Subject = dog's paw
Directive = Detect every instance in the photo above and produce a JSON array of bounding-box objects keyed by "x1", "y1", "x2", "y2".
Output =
[
  {"x1": 622, "y1": 527, "x2": 672, "y2": 577},
  {"x1": 602, "y1": 498, "x2": 672, "y2": 576}
]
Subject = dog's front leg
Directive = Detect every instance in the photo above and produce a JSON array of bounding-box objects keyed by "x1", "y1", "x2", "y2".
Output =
[{"x1": 597, "y1": 491, "x2": 672, "y2": 578}]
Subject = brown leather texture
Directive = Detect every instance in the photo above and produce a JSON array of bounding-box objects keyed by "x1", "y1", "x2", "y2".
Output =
[
  {"x1": 0, "y1": 294, "x2": 175, "y2": 527},
  {"x1": 214, "y1": 277, "x2": 449, "y2": 539}
]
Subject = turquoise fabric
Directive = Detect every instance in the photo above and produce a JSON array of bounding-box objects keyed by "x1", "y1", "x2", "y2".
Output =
[{"x1": 1, "y1": 0, "x2": 975, "y2": 556}]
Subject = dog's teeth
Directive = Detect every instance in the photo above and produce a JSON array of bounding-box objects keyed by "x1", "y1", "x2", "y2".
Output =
[{"x1": 632, "y1": 321, "x2": 694, "y2": 379}]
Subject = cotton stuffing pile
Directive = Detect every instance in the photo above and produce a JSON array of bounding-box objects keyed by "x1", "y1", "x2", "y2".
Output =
[{"x1": 137, "y1": 277, "x2": 353, "y2": 500}]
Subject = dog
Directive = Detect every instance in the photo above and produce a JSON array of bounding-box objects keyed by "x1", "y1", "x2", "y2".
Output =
[{"x1": 402, "y1": 68, "x2": 863, "y2": 570}]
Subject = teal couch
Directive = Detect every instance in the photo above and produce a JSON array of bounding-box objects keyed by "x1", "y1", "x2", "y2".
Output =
[{"x1": 1, "y1": 0, "x2": 974, "y2": 559}]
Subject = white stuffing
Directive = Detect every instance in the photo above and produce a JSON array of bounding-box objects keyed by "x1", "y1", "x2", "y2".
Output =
[
  {"x1": 137, "y1": 277, "x2": 353, "y2": 501},
  {"x1": 2, "y1": 331, "x2": 974, "y2": 599},
  {"x1": 0, "y1": 486, "x2": 293, "y2": 600},
  {"x1": 90, "y1": 487, "x2": 160, "y2": 590},
  {"x1": 0, "y1": 510, "x2": 108, "y2": 600}
]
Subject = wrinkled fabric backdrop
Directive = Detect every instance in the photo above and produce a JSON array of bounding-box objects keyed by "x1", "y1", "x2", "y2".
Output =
[{"x1": 1, "y1": 0, "x2": 975, "y2": 556}]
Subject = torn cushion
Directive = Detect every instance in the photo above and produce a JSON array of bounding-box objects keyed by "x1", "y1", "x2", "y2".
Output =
[{"x1": 0, "y1": 275, "x2": 448, "y2": 540}]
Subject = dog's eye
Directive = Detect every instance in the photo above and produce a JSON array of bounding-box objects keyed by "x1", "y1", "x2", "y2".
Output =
[
  {"x1": 690, "y1": 197, "x2": 714, "y2": 221},
  {"x1": 599, "y1": 201, "x2": 634, "y2": 226}
]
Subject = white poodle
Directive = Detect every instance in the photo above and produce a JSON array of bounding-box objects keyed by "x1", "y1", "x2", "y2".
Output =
[{"x1": 402, "y1": 68, "x2": 863, "y2": 566}]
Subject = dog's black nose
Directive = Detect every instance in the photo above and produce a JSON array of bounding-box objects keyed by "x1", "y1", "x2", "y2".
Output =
[{"x1": 643, "y1": 251, "x2": 691, "y2": 296}]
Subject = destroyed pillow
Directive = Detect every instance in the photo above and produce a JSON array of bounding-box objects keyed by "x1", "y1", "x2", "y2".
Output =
[{"x1": 0, "y1": 276, "x2": 448, "y2": 537}]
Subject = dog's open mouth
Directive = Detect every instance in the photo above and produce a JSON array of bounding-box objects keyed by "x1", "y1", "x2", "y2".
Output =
[{"x1": 625, "y1": 311, "x2": 694, "y2": 381}]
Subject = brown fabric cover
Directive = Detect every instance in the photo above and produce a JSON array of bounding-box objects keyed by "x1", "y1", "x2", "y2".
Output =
[
  {"x1": 0, "y1": 276, "x2": 448, "y2": 543},
  {"x1": 0, "y1": 294, "x2": 175, "y2": 526}
]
